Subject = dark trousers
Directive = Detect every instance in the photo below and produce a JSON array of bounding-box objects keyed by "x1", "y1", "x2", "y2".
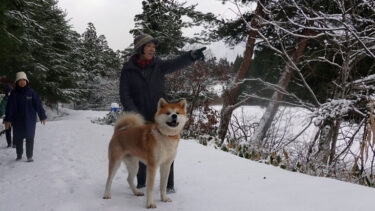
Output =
[
  {"x1": 14, "y1": 137, "x2": 34, "y2": 158},
  {"x1": 137, "y1": 162, "x2": 174, "y2": 188},
  {"x1": 5, "y1": 128, "x2": 12, "y2": 146}
]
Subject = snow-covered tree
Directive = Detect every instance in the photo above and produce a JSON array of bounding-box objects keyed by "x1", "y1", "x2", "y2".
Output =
[
  {"x1": 205, "y1": 0, "x2": 375, "y2": 183},
  {"x1": 302, "y1": 0, "x2": 375, "y2": 171},
  {"x1": 0, "y1": 0, "x2": 85, "y2": 103},
  {"x1": 210, "y1": 0, "x2": 266, "y2": 142},
  {"x1": 126, "y1": 0, "x2": 215, "y2": 57},
  {"x1": 75, "y1": 23, "x2": 121, "y2": 109}
]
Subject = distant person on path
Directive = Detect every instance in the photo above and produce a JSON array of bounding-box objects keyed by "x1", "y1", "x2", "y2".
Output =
[
  {"x1": 120, "y1": 33, "x2": 206, "y2": 192},
  {"x1": 4, "y1": 72, "x2": 47, "y2": 162},
  {"x1": 0, "y1": 85, "x2": 13, "y2": 147}
]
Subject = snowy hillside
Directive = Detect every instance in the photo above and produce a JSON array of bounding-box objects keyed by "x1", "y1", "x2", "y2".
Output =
[{"x1": 0, "y1": 109, "x2": 374, "y2": 211}]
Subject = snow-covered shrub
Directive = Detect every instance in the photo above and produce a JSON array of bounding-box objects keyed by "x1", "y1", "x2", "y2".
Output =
[
  {"x1": 91, "y1": 110, "x2": 122, "y2": 125},
  {"x1": 182, "y1": 101, "x2": 220, "y2": 139}
]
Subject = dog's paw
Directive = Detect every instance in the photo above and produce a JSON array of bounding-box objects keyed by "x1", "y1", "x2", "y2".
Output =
[
  {"x1": 162, "y1": 197, "x2": 172, "y2": 202},
  {"x1": 135, "y1": 191, "x2": 144, "y2": 196},
  {"x1": 147, "y1": 203, "x2": 157, "y2": 209},
  {"x1": 102, "y1": 195, "x2": 111, "y2": 199}
]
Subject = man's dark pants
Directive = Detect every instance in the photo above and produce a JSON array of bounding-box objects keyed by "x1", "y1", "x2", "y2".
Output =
[
  {"x1": 14, "y1": 137, "x2": 34, "y2": 159},
  {"x1": 137, "y1": 162, "x2": 174, "y2": 189}
]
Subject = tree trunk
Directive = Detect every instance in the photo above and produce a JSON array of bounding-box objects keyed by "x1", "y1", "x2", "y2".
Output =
[
  {"x1": 252, "y1": 30, "x2": 311, "y2": 149},
  {"x1": 218, "y1": 0, "x2": 265, "y2": 142},
  {"x1": 317, "y1": 123, "x2": 334, "y2": 164},
  {"x1": 328, "y1": 120, "x2": 341, "y2": 165},
  {"x1": 314, "y1": 120, "x2": 340, "y2": 170}
]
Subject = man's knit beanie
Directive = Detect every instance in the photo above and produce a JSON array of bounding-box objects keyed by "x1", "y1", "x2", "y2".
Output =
[{"x1": 134, "y1": 34, "x2": 158, "y2": 54}]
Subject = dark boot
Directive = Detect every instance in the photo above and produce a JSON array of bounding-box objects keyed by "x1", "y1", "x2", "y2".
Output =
[
  {"x1": 167, "y1": 162, "x2": 175, "y2": 193},
  {"x1": 14, "y1": 138, "x2": 23, "y2": 159},
  {"x1": 137, "y1": 162, "x2": 147, "y2": 188},
  {"x1": 26, "y1": 138, "x2": 34, "y2": 160}
]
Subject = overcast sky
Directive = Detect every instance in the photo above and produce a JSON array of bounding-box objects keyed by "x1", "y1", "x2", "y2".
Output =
[{"x1": 57, "y1": 0, "x2": 247, "y2": 61}]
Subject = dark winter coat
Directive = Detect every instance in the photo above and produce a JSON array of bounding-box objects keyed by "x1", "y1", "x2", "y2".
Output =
[
  {"x1": 120, "y1": 53, "x2": 194, "y2": 121},
  {"x1": 4, "y1": 84, "x2": 47, "y2": 139}
]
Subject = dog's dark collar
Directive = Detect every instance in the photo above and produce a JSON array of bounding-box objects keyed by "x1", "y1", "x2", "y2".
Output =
[{"x1": 155, "y1": 128, "x2": 179, "y2": 139}]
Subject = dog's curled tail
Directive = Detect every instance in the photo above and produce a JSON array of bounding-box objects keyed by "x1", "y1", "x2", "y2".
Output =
[{"x1": 114, "y1": 112, "x2": 145, "y2": 131}]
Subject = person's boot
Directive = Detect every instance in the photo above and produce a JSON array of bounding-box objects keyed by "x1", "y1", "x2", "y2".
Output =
[
  {"x1": 136, "y1": 184, "x2": 145, "y2": 189},
  {"x1": 167, "y1": 187, "x2": 176, "y2": 194},
  {"x1": 16, "y1": 156, "x2": 22, "y2": 161},
  {"x1": 27, "y1": 157, "x2": 34, "y2": 162}
]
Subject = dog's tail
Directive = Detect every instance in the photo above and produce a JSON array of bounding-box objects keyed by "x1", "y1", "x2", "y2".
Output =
[{"x1": 114, "y1": 112, "x2": 145, "y2": 132}]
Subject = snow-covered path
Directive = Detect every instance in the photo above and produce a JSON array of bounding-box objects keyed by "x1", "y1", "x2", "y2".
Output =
[{"x1": 0, "y1": 109, "x2": 374, "y2": 211}]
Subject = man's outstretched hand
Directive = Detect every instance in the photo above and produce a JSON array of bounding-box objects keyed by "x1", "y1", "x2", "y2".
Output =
[{"x1": 191, "y1": 47, "x2": 207, "y2": 61}]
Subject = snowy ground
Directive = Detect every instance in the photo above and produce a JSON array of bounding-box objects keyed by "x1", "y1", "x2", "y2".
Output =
[{"x1": 0, "y1": 108, "x2": 374, "y2": 211}]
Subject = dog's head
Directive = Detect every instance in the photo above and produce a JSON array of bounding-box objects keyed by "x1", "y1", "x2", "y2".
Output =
[{"x1": 154, "y1": 98, "x2": 188, "y2": 136}]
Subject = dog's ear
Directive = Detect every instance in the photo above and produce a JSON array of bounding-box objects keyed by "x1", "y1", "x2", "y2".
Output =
[
  {"x1": 158, "y1": 98, "x2": 168, "y2": 109},
  {"x1": 179, "y1": 99, "x2": 187, "y2": 111}
]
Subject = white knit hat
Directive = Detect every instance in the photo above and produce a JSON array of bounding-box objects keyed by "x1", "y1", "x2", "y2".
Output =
[{"x1": 15, "y1": 71, "x2": 29, "y2": 82}]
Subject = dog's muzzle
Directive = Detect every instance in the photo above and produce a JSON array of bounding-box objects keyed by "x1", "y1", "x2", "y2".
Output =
[{"x1": 167, "y1": 114, "x2": 179, "y2": 127}]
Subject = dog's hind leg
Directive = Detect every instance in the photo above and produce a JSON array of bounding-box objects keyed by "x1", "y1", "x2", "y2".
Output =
[
  {"x1": 160, "y1": 161, "x2": 173, "y2": 202},
  {"x1": 123, "y1": 156, "x2": 144, "y2": 196},
  {"x1": 103, "y1": 150, "x2": 122, "y2": 199}
]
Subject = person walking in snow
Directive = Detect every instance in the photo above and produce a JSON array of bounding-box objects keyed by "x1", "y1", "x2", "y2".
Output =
[
  {"x1": 4, "y1": 72, "x2": 47, "y2": 162},
  {"x1": 0, "y1": 85, "x2": 13, "y2": 147},
  {"x1": 120, "y1": 33, "x2": 206, "y2": 192}
]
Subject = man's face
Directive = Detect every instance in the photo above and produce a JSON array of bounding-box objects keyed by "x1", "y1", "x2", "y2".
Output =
[
  {"x1": 18, "y1": 79, "x2": 27, "y2": 88},
  {"x1": 140, "y1": 42, "x2": 156, "y2": 60}
]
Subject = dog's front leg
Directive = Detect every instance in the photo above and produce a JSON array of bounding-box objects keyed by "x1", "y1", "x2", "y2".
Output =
[
  {"x1": 160, "y1": 162, "x2": 172, "y2": 202},
  {"x1": 146, "y1": 165, "x2": 157, "y2": 209}
]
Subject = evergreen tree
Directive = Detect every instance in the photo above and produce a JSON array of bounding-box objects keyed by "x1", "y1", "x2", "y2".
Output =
[
  {"x1": 1, "y1": 0, "x2": 122, "y2": 107},
  {"x1": 30, "y1": 0, "x2": 83, "y2": 103},
  {"x1": 76, "y1": 22, "x2": 121, "y2": 109},
  {"x1": 0, "y1": 0, "x2": 85, "y2": 103},
  {"x1": 0, "y1": 0, "x2": 40, "y2": 80},
  {"x1": 126, "y1": 0, "x2": 215, "y2": 57}
]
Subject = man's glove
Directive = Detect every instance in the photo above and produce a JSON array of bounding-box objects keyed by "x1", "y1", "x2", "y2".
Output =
[{"x1": 190, "y1": 47, "x2": 206, "y2": 61}]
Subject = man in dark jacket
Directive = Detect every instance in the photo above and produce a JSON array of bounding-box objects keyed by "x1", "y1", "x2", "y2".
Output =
[
  {"x1": 120, "y1": 33, "x2": 205, "y2": 192},
  {"x1": 0, "y1": 85, "x2": 13, "y2": 147},
  {"x1": 5, "y1": 72, "x2": 47, "y2": 162}
]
